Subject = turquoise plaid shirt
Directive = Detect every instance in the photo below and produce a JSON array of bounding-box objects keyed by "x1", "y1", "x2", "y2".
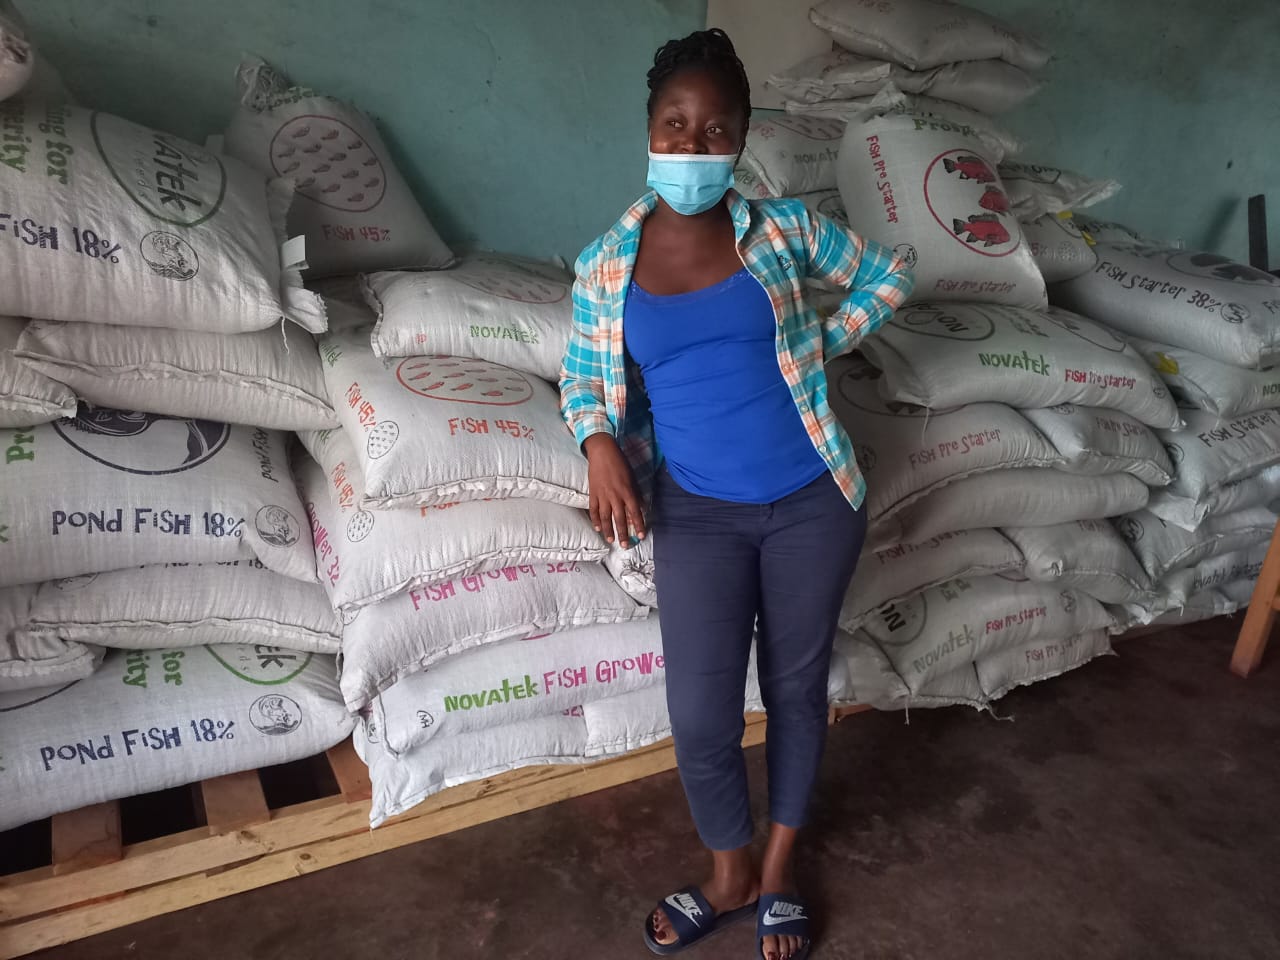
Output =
[{"x1": 559, "y1": 189, "x2": 914, "y2": 509}]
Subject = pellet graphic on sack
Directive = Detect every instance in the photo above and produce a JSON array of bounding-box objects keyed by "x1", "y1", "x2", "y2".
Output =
[
  {"x1": 0, "y1": 410, "x2": 317, "y2": 587},
  {"x1": 0, "y1": 584, "x2": 103, "y2": 692},
  {"x1": 318, "y1": 331, "x2": 588, "y2": 509},
  {"x1": 0, "y1": 644, "x2": 354, "y2": 831},
  {"x1": 1020, "y1": 213, "x2": 1097, "y2": 284},
  {"x1": 224, "y1": 57, "x2": 453, "y2": 278},
  {"x1": 1020, "y1": 404, "x2": 1173, "y2": 487},
  {"x1": 0, "y1": 315, "x2": 76, "y2": 426},
  {"x1": 0, "y1": 100, "x2": 325, "y2": 332}
]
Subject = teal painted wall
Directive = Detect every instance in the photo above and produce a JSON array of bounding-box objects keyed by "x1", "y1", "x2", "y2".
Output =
[{"x1": 17, "y1": 0, "x2": 1278, "y2": 266}]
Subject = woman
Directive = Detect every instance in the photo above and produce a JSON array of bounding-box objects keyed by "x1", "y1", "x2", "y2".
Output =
[{"x1": 560, "y1": 29, "x2": 914, "y2": 960}]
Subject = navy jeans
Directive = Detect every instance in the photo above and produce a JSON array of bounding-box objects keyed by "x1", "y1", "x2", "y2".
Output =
[{"x1": 652, "y1": 466, "x2": 867, "y2": 850}]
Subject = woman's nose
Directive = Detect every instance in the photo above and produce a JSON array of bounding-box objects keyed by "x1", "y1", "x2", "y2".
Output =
[{"x1": 674, "y1": 135, "x2": 709, "y2": 155}]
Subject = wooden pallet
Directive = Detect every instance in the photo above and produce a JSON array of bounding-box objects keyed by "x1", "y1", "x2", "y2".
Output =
[{"x1": 0, "y1": 706, "x2": 869, "y2": 958}]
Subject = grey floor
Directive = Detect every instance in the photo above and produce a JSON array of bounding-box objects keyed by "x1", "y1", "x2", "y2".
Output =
[{"x1": 27, "y1": 618, "x2": 1280, "y2": 960}]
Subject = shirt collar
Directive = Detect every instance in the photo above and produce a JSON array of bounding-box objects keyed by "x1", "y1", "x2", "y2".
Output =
[{"x1": 603, "y1": 188, "x2": 752, "y2": 251}]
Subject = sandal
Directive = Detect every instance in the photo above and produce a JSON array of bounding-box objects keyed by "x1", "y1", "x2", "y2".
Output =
[
  {"x1": 756, "y1": 893, "x2": 812, "y2": 960},
  {"x1": 642, "y1": 885, "x2": 758, "y2": 956}
]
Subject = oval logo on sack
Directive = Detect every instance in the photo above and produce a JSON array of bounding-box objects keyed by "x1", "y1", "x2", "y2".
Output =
[
  {"x1": 1042, "y1": 309, "x2": 1127, "y2": 353},
  {"x1": 454, "y1": 256, "x2": 569, "y2": 304},
  {"x1": 396, "y1": 357, "x2": 534, "y2": 406},
  {"x1": 923, "y1": 149, "x2": 1020, "y2": 258},
  {"x1": 91, "y1": 114, "x2": 227, "y2": 227},
  {"x1": 254, "y1": 505, "x2": 301, "y2": 548},
  {"x1": 817, "y1": 194, "x2": 849, "y2": 226},
  {"x1": 54, "y1": 409, "x2": 229, "y2": 475},
  {"x1": 1164, "y1": 252, "x2": 1280, "y2": 287},
  {"x1": 1114, "y1": 516, "x2": 1144, "y2": 544},
  {"x1": 270, "y1": 114, "x2": 387, "y2": 212},
  {"x1": 893, "y1": 243, "x2": 919, "y2": 269},
  {"x1": 893, "y1": 304, "x2": 996, "y2": 341},
  {"x1": 206, "y1": 644, "x2": 314, "y2": 685},
  {"x1": 140, "y1": 231, "x2": 199, "y2": 281},
  {"x1": 248, "y1": 694, "x2": 303, "y2": 735}
]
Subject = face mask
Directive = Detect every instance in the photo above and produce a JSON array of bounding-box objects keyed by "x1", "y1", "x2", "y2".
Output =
[{"x1": 646, "y1": 149, "x2": 736, "y2": 216}]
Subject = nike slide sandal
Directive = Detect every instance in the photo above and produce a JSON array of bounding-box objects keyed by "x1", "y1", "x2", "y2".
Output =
[
  {"x1": 643, "y1": 885, "x2": 758, "y2": 956},
  {"x1": 756, "y1": 893, "x2": 812, "y2": 960}
]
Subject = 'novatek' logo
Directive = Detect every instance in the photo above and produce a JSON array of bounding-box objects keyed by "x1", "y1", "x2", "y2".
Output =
[{"x1": 54, "y1": 409, "x2": 229, "y2": 475}]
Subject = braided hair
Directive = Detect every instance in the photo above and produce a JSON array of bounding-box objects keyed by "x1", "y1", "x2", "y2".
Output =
[{"x1": 646, "y1": 28, "x2": 752, "y2": 124}]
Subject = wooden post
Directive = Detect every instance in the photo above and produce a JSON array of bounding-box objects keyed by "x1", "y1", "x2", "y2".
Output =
[{"x1": 1232, "y1": 518, "x2": 1280, "y2": 677}]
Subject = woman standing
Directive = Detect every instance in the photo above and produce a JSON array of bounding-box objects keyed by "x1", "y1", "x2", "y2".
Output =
[{"x1": 560, "y1": 29, "x2": 914, "y2": 960}]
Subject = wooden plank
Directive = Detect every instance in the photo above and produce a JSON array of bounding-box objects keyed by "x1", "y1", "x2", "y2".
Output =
[
  {"x1": 198, "y1": 771, "x2": 269, "y2": 835},
  {"x1": 49, "y1": 802, "x2": 121, "y2": 876},
  {"x1": 326, "y1": 740, "x2": 372, "y2": 802},
  {"x1": 1233, "y1": 519, "x2": 1280, "y2": 677}
]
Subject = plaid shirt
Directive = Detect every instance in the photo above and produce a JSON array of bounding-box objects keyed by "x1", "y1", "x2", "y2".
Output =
[{"x1": 559, "y1": 189, "x2": 914, "y2": 509}]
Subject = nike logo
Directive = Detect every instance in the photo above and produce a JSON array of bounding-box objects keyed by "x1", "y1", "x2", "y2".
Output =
[
  {"x1": 665, "y1": 893, "x2": 703, "y2": 928},
  {"x1": 761, "y1": 903, "x2": 806, "y2": 926}
]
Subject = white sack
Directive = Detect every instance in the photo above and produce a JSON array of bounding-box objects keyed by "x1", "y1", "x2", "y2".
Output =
[
  {"x1": 223, "y1": 57, "x2": 453, "y2": 278},
  {"x1": 339, "y1": 562, "x2": 644, "y2": 710},
  {"x1": 15, "y1": 319, "x2": 338, "y2": 430},
  {"x1": 1179, "y1": 543, "x2": 1268, "y2": 596},
  {"x1": 1021, "y1": 213, "x2": 1097, "y2": 284},
  {"x1": 0, "y1": 315, "x2": 76, "y2": 426},
  {"x1": 1020, "y1": 404, "x2": 1173, "y2": 487},
  {"x1": 827, "y1": 353, "x2": 1060, "y2": 521},
  {"x1": 0, "y1": 100, "x2": 324, "y2": 333},
  {"x1": 310, "y1": 275, "x2": 378, "y2": 333},
  {"x1": 860, "y1": 304, "x2": 1180, "y2": 428},
  {"x1": 604, "y1": 537, "x2": 656, "y2": 608},
  {"x1": 1159, "y1": 408, "x2": 1280, "y2": 507},
  {"x1": 318, "y1": 331, "x2": 588, "y2": 509},
  {"x1": 808, "y1": 0, "x2": 1051, "y2": 72},
  {"x1": 1114, "y1": 506, "x2": 1277, "y2": 583},
  {"x1": 1070, "y1": 217, "x2": 1165, "y2": 248},
  {"x1": 0, "y1": 3, "x2": 32, "y2": 102},
  {"x1": 373, "y1": 619, "x2": 663, "y2": 754},
  {"x1": 1219, "y1": 579, "x2": 1259, "y2": 608},
  {"x1": 20, "y1": 562, "x2": 342, "y2": 653},
  {"x1": 1129, "y1": 337, "x2": 1280, "y2": 419},
  {"x1": 0, "y1": 644, "x2": 353, "y2": 831},
  {"x1": 1147, "y1": 462, "x2": 1280, "y2": 531},
  {"x1": 582, "y1": 684, "x2": 681, "y2": 758},
  {"x1": 1146, "y1": 589, "x2": 1236, "y2": 628},
  {"x1": 298, "y1": 429, "x2": 606, "y2": 613},
  {"x1": 998, "y1": 162, "x2": 1121, "y2": 220},
  {"x1": 1051, "y1": 245, "x2": 1280, "y2": 369},
  {"x1": 842, "y1": 528, "x2": 1024, "y2": 630},
  {"x1": 976, "y1": 629, "x2": 1112, "y2": 700},
  {"x1": 0, "y1": 584, "x2": 102, "y2": 692},
  {"x1": 0, "y1": 411, "x2": 316, "y2": 588},
  {"x1": 889, "y1": 468, "x2": 1150, "y2": 543},
  {"x1": 357, "y1": 710, "x2": 589, "y2": 828},
  {"x1": 364, "y1": 254, "x2": 572, "y2": 382},
  {"x1": 856, "y1": 574, "x2": 1112, "y2": 693},
  {"x1": 739, "y1": 114, "x2": 845, "y2": 196},
  {"x1": 1002, "y1": 520, "x2": 1153, "y2": 605},
  {"x1": 837, "y1": 112, "x2": 1044, "y2": 308}
]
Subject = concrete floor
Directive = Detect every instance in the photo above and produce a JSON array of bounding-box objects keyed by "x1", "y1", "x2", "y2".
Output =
[{"x1": 29, "y1": 618, "x2": 1280, "y2": 960}]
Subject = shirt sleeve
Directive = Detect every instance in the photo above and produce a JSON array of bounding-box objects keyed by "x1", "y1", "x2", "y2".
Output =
[
  {"x1": 559, "y1": 250, "x2": 616, "y2": 447},
  {"x1": 804, "y1": 211, "x2": 915, "y2": 359}
]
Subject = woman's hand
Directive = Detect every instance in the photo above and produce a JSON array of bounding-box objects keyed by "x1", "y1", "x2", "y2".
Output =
[{"x1": 583, "y1": 434, "x2": 646, "y2": 546}]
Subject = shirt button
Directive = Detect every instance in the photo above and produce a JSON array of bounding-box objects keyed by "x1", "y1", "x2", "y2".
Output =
[
  {"x1": 799, "y1": 401, "x2": 809, "y2": 412},
  {"x1": 819, "y1": 443, "x2": 829, "y2": 452}
]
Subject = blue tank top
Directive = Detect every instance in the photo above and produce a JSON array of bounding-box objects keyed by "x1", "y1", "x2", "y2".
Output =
[{"x1": 624, "y1": 266, "x2": 828, "y2": 503}]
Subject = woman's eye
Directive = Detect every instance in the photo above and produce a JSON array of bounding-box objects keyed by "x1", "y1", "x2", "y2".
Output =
[
  {"x1": 667, "y1": 119, "x2": 682, "y2": 128},
  {"x1": 707, "y1": 125, "x2": 723, "y2": 135}
]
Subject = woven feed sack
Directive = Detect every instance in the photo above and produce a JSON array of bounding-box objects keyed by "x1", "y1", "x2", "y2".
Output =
[
  {"x1": 298, "y1": 428, "x2": 605, "y2": 613},
  {"x1": 890, "y1": 467, "x2": 1150, "y2": 543},
  {"x1": 1178, "y1": 543, "x2": 1268, "y2": 596},
  {"x1": 998, "y1": 161, "x2": 1121, "y2": 221},
  {"x1": 769, "y1": 48, "x2": 1041, "y2": 114},
  {"x1": 976, "y1": 629, "x2": 1113, "y2": 700},
  {"x1": 1051, "y1": 245, "x2": 1280, "y2": 369},
  {"x1": 0, "y1": 583, "x2": 102, "y2": 692},
  {"x1": 841, "y1": 528, "x2": 1024, "y2": 630},
  {"x1": 0, "y1": 315, "x2": 76, "y2": 426},
  {"x1": 0, "y1": 644, "x2": 353, "y2": 831},
  {"x1": 1147, "y1": 462, "x2": 1280, "y2": 532},
  {"x1": 808, "y1": 0, "x2": 1050, "y2": 72},
  {"x1": 1219, "y1": 578, "x2": 1260, "y2": 609},
  {"x1": 860, "y1": 303, "x2": 1180, "y2": 428},
  {"x1": 826, "y1": 353, "x2": 1061, "y2": 523},
  {"x1": 357, "y1": 710, "x2": 589, "y2": 828},
  {"x1": 364, "y1": 253, "x2": 572, "y2": 382},
  {"x1": 837, "y1": 112, "x2": 1044, "y2": 309},
  {"x1": 0, "y1": 3, "x2": 32, "y2": 101},
  {"x1": 1128, "y1": 337, "x2": 1280, "y2": 419},
  {"x1": 857, "y1": 573, "x2": 1112, "y2": 694},
  {"x1": 309, "y1": 274, "x2": 378, "y2": 334},
  {"x1": 318, "y1": 331, "x2": 588, "y2": 510},
  {"x1": 0, "y1": 411, "x2": 315, "y2": 588},
  {"x1": 372, "y1": 619, "x2": 664, "y2": 754},
  {"x1": 739, "y1": 114, "x2": 846, "y2": 196},
  {"x1": 1021, "y1": 213, "x2": 1097, "y2": 284},
  {"x1": 1020, "y1": 404, "x2": 1173, "y2": 487},
  {"x1": 20, "y1": 562, "x2": 342, "y2": 653},
  {"x1": 1001, "y1": 520, "x2": 1153, "y2": 605},
  {"x1": 1155, "y1": 408, "x2": 1280, "y2": 518},
  {"x1": 1113, "y1": 506, "x2": 1277, "y2": 584},
  {"x1": 223, "y1": 57, "x2": 453, "y2": 278},
  {"x1": 16, "y1": 319, "x2": 337, "y2": 430},
  {"x1": 0, "y1": 100, "x2": 324, "y2": 333},
  {"x1": 339, "y1": 563, "x2": 645, "y2": 711},
  {"x1": 1146, "y1": 589, "x2": 1236, "y2": 628},
  {"x1": 1069, "y1": 216, "x2": 1166, "y2": 248},
  {"x1": 603, "y1": 536, "x2": 656, "y2": 608},
  {"x1": 840, "y1": 629, "x2": 991, "y2": 710}
]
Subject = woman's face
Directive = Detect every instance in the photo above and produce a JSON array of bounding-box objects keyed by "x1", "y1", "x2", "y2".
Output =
[{"x1": 648, "y1": 67, "x2": 746, "y2": 157}]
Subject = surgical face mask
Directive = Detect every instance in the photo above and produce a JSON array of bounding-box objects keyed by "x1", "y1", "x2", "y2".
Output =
[{"x1": 646, "y1": 148, "x2": 736, "y2": 216}]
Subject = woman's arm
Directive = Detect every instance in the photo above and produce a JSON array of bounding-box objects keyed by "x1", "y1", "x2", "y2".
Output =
[{"x1": 803, "y1": 211, "x2": 915, "y2": 359}]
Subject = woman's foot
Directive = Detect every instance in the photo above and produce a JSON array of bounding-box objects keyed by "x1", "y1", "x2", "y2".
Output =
[
  {"x1": 649, "y1": 847, "x2": 759, "y2": 947},
  {"x1": 759, "y1": 825, "x2": 807, "y2": 960}
]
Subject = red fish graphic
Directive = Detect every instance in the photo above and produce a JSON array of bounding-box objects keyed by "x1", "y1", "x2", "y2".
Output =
[
  {"x1": 952, "y1": 213, "x2": 1010, "y2": 247},
  {"x1": 942, "y1": 155, "x2": 996, "y2": 182},
  {"x1": 978, "y1": 186, "x2": 1010, "y2": 213}
]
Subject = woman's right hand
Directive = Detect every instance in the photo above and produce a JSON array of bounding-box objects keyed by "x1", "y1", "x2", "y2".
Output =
[{"x1": 583, "y1": 433, "x2": 646, "y2": 546}]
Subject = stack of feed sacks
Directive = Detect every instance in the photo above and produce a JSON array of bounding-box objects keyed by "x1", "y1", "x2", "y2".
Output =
[
  {"x1": 0, "y1": 93, "x2": 362, "y2": 828},
  {"x1": 1051, "y1": 242, "x2": 1280, "y2": 626}
]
